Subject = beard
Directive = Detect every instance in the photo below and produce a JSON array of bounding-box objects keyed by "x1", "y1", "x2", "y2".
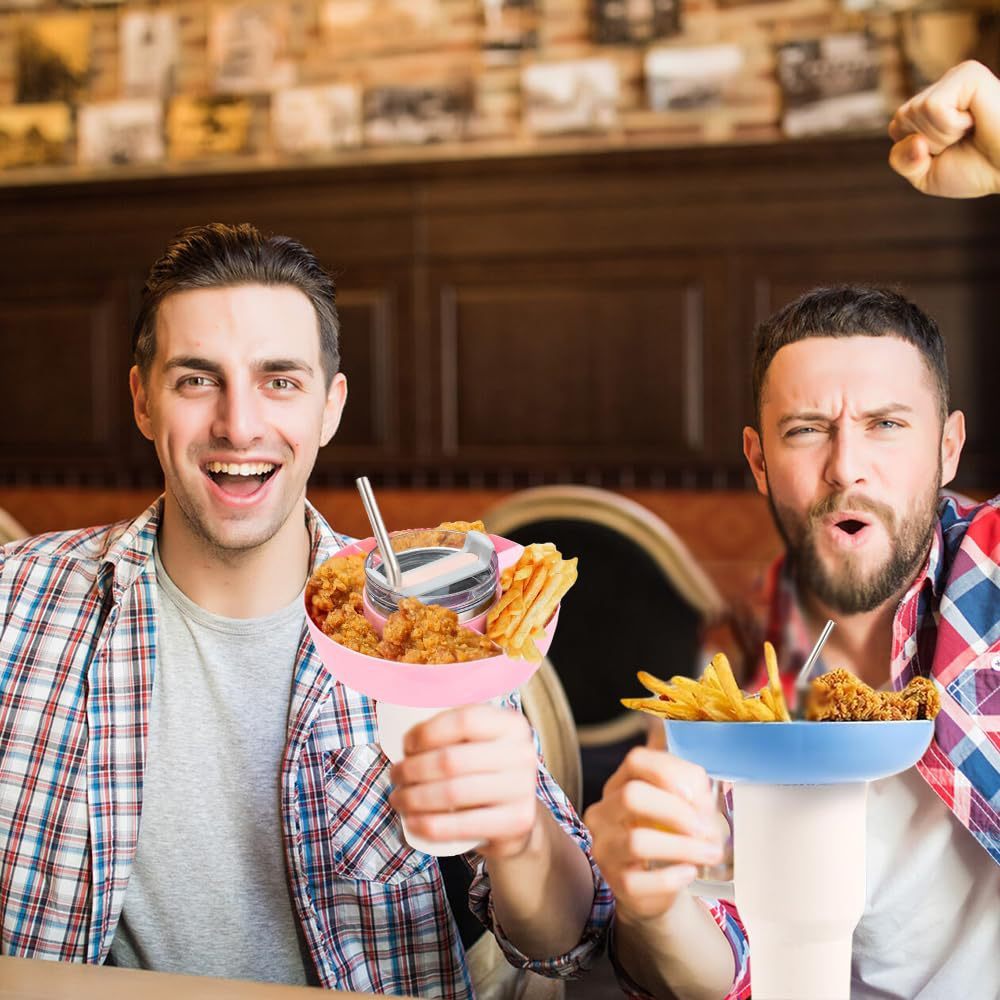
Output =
[
  {"x1": 160, "y1": 444, "x2": 300, "y2": 564},
  {"x1": 766, "y1": 470, "x2": 941, "y2": 615}
]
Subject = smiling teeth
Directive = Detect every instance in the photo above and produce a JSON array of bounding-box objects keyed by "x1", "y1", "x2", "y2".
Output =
[{"x1": 205, "y1": 461, "x2": 275, "y2": 476}]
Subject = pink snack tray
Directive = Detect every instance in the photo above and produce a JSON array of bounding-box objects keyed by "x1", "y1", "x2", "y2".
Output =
[{"x1": 305, "y1": 533, "x2": 558, "y2": 707}]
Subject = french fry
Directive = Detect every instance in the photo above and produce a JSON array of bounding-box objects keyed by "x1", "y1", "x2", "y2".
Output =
[
  {"x1": 764, "y1": 641, "x2": 780, "y2": 688},
  {"x1": 742, "y1": 696, "x2": 774, "y2": 722},
  {"x1": 660, "y1": 684, "x2": 702, "y2": 710},
  {"x1": 763, "y1": 641, "x2": 792, "y2": 721},
  {"x1": 712, "y1": 653, "x2": 744, "y2": 715},
  {"x1": 625, "y1": 642, "x2": 796, "y2": 724},
  {"x1": 620, "y1": 697, "x2": 700, "y2": 721},
  {"x1": 487, "y1": 544, "x2": 577, "y2": 661},
  {"x1": 670, "y1": 676, "x2": 705, "y2": 693},
  {"x1": 637, "y1": 670, "x2": 674, "y2": 697},
  {"x1": 760, "y1": 687, "x2": 777, "y2": 716},
  {"x1": 700, "y1": 699, "x2": 739, "y2": 722},
  {"x1": 701, "y1": 663, "x2": 723, "y2": 691}
]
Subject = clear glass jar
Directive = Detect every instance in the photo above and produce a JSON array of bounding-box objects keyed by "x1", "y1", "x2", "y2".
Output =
[{"x1": 364, "y1": 528, "x2": 499, "y2": 625}]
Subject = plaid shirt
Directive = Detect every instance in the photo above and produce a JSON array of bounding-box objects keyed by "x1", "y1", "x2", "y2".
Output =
[
  {"x1": 0, "y1": 499, "x2": 611, "y2": 996},
  {"x1": 617, "y1": 495, "x2": 1000, "y2": 1000}
]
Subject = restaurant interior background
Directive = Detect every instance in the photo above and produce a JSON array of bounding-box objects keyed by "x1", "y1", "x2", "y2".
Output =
[{"x1": 1, "y1": 0, "x2": 999, "y2": 861}]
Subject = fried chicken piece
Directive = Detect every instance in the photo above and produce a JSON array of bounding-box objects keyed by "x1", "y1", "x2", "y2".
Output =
[
  {"x1": 378, "y1": 597, "x2": 500, "y2": 664},
  {"x1": 320, "y1": 594, "x2": 383, "y2": 657},
  {"x1": 805, "y1": 669, "x2": 940, "y2": 722},
  {"x1": 437, "y1": 519, "x2": 486, "y2": 533},
  {"x1": 306, "y1": 554, "x2": 366, "y2": 617},
  {"x1": 895, "y1": 676, "x2": 940, "y2": 720},
  {"x1": 306, "y1": 554, "x2": 383, "y2": 654}
]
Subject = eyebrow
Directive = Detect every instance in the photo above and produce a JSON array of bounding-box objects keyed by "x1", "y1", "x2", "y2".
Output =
[
  {"x1": 163, "y1": 356, "x2": 316, "y2": 377},
  {"x1": 777, "y1": 403, "x2": 915, "y2": 429}
]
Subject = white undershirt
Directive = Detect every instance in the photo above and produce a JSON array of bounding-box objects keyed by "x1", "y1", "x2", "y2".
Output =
[{"x1": 851, "y1": 766, "x2": 1000, "y2": 998}]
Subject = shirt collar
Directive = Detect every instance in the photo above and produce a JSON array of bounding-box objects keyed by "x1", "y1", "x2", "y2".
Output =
[
  {"x1": 101, "y1": 495, "x2": 345, "y2": 602},
  {"x1": 922, "y1": 509, "x2": 947, "y2": 601}
]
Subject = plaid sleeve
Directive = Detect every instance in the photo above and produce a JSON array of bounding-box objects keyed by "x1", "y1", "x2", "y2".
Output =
[
  {"x1": 607, "y1": 896, "x2": 750, "y2": 1000},
  {"x1": 714, "y1": 899, "x2": 751, "y2": 998},
  {"x1": 468, "y1": 690, "x2": 613, "y2": 977}
]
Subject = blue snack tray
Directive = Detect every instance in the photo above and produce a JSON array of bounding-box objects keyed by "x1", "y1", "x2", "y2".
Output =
[{"x1": 665, "y1": 720, "x2": 934, "y2": 785}]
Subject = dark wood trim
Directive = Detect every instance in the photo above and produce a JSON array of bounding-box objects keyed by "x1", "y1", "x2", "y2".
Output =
[{"x1": 2, "y1": 137, "x2": 997, "y2": 492}]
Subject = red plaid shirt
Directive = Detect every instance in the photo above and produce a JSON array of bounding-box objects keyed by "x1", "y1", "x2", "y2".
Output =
[
  {"x1": 0, "y1": 499, "x2": 612, "y2": 995},
  {"x1": 617, "y1": 495, "x2": 1000, "y2": 1000}
]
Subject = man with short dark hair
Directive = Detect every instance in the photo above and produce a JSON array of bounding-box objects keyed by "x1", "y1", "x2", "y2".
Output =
[
  {"x1": 0, "y1": 223, "x2": 611, "y2": 994},
  {"x1": 585, "y1": 61, "x2": 1000, "y2": 1000}
]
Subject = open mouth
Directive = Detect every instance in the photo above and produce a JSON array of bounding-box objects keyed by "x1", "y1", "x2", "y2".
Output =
[
  {"x1": 836, "y1": 518, "x2": 868, "y2": 536},
  {"x1": 204, "y1": 461, "x2": 279, "y2": 498}
]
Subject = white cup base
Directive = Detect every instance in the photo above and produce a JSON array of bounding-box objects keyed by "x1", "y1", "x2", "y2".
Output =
[
  {"x1": 733, "y1": 782, "x2": 867, "y2": 1000},
  {"x1": 377, "y1": 700, "x2": 482, "y2": 857}
]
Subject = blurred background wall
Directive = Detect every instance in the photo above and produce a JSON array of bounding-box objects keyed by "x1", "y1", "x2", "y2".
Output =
[{"x1": 1, "y1": 0, "x2": 999, "y2": 602}]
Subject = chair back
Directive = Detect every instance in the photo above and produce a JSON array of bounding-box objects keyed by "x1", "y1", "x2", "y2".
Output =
[
  {"x1": 485, "y1": 485, "x2": 729, "y2": 807},
  {"x1": 0, "y1": 508, "x2": 28, "y2": 545},
  {"x1": 519, "y1": 658, "x2": 582, "y2": 814}
]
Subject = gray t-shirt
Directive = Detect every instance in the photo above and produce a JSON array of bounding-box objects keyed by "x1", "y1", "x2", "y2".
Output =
[{"x1": 110, "y1": 547, "x2": 310, "y2": 984}]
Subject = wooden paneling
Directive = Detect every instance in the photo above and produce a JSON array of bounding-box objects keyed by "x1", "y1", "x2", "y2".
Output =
[
  {"x1": 0, "y1": 279, "x2": 128, "y2": 481},
  {"x1": 434, "y1": 265, "x2": 716, "y2": 465},
  {"x1": 312, "y1": 280, "x2": 404, "y2": 475},
  {"x1": 0, "y1": 138, "x2": 998, "y2": 490}
]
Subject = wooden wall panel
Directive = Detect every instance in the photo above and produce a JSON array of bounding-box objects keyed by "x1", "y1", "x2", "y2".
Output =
[
  {"x1": 0, "y1": 138, "x2": 997, "y2": 491},
  {"x1": 0, "y1": 280, "x2": 127, "y2": 480},
  {"x1": 315, "y1": 284, "x2": 399, "y2": 459},
  {"x1": 425, "y1": 253, "x2": 732, "y2": 480},
  {"x1": 440, "y1": 279, "x2": 701, "y2": 452}
]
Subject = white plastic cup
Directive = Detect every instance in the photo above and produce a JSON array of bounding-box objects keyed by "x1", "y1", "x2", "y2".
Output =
[
  {"x1": 377, "y1": 700, "x2": 482, "y2": 857},
  {"x1": 732, "y1": 782, "x2": 868, "y2": 1000}
]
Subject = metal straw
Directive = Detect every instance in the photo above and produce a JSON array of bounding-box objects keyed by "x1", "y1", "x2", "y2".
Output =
[
  {"x1": 794, "y1": 619, "x2": 835, "y2": 718},
  {"x1": 356, "y1": 476, "x2": 402, "y2": 590}
]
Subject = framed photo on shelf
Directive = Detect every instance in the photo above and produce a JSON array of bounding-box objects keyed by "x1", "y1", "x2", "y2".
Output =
[
  {"x1": 209, "y1": 3, "x2": 295, "y2": 94},
  {"x1": 363, "y1": 84, "x2": 471, "y2": 145},
  {"x1": 645, "y1": 44, "x2": 744, "y2": 111},
  {"x1": 522, "y1": 59, "x2": 619, "y2": 134},
  {"x1": 166, "y1": 95, "x2": 255, "y2": 160},
  {"x1": 592, "y1": 0, "x2": 680, "y2": 46},
  {"x1": 777, "y1": 33, "x2": 885, "y2": 138},
  {"x1": 272, "y1": 84, "x2": 362, "y2": 154},
  {"x1": 121, "y1": 10, "x2": 179, "y2": 99},
  {"x1": 481, "y1": 0, "x2": 538, "y2": 63},
  {"x1": 16, "y1": 12, "x2": 91, "y2": 103},
  {"x1": 0, "y1": 102, "x2": 71, "y2": 169},
  {"x1": 78, "y1": 99, "x2": 164, "y2": 167}
]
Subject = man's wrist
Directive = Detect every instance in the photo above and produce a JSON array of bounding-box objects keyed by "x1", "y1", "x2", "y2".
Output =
[
  {"x1": 614, "y1": 894, "x2": 681, "y2": 946},
  {"x1": 489, "y1": 798, "x2": 547, "y2": 864}
]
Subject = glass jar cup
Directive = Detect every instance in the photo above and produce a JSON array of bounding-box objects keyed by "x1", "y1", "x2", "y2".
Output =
[{"x1": 363, "y1": 528, "x2": 499, "y2": 632}]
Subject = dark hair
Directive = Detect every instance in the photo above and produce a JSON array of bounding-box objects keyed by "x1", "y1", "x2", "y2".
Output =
[
  {"x1": 132, "y1": 223, "x2": 340, "y2": 385},
  {"x1": 751, "y1": 285, "x2": 949, "y2": 426}
]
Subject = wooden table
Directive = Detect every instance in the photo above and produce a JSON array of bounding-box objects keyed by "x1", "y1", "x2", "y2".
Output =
[{"x1": 0, "y1": 956, "x2": 379, "y2": 998}]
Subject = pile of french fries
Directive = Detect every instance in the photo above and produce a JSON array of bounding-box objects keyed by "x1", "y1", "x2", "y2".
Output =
[
  {"x1": 622, "y1": 642, "x2": 792, "y2": 722},
  {"x1": 486, "y1": 542, "x2": 578, "y2": 662}
]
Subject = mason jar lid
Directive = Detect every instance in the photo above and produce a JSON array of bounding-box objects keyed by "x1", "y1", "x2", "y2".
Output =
[{"x1": 365, "y1": 529, "x2": 499, "y2": 622}]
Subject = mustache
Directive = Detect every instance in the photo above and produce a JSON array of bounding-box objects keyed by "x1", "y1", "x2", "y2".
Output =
[{"x1": 808, "y1": 492, "x2": 896, "y2": 529}]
